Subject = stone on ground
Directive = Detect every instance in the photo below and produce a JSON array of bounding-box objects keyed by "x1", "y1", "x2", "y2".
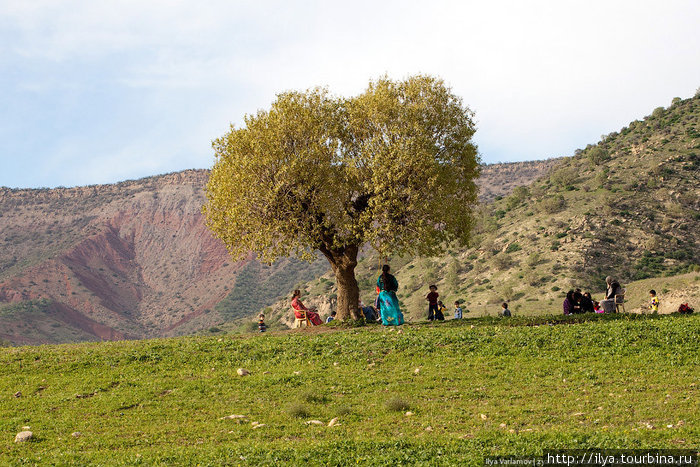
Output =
[{"x1": 15, "y1": 431, "x2": 33, "y2": 443}]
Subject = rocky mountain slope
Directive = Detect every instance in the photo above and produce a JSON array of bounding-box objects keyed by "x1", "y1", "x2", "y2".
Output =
[
  {"x1": 1, "y1": 159, "x2": 557, "y2": 345},
  {"x1": 266, "y1": 95, "x2": 699, "y2": 324}
]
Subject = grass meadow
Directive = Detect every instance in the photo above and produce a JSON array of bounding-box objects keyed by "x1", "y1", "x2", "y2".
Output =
[{"x1": 1, "y1": 313, "x2": 698, "y2": 465}]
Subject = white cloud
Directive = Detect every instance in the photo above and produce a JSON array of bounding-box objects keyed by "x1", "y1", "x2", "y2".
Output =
[{"x1": 1, "y1": 0, "x2": 699, "y2": 187}]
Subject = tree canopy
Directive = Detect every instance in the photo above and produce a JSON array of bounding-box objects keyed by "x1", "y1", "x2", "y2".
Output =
[{"x1": 204, "y1": 75, "x2": 480, "y2": 319}]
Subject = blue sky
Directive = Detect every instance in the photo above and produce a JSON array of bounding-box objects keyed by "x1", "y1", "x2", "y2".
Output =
[{"x1": 1, "y1": 0, "x2": 699, "y2": 188}]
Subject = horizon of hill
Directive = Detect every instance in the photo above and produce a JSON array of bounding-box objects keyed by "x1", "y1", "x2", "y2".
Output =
[{"x1": 0, "y1": 151, "x2": 561, "y2": 345}]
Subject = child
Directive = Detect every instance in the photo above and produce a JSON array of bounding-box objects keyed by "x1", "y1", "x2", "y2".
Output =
[
  {"x1": 326, "y1": 310, "x2": 337, "y2": 323},
  {"x1": 649, "y1": 290, "x2": 659, "y2": 314},
  {"x1": 258, "y1": 313, "x2": 267, "y2": 332},
  {"x1": 426, "y1": 285, "x2": 442, "y2": 321},
  {"x1": 593, "y1": 300, "x2": 603, "y2": 313},
  {"x1": 500, "y1": 302, "x2": 511, "y2": 317},
  {"x1": 437, "y1": 301, "x2": 447, "y2": 321},
  {"x1": 454, "y1": 301, "x2": 463, "y2": 319}
]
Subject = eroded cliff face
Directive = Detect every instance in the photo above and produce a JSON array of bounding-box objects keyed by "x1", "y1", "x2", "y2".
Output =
[{"x1": 0, "y1": 170, "x2": 241, "y2": 344}]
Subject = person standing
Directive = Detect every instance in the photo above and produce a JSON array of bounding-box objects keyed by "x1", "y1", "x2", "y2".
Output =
[
  {"x1": 649, "y1": 290, "x2": 659, "y2": 314},
  {"x1": 377, "y1": 265, "x2": 404, "y2": 326},
  {"x1": 426, "y1": 285, "x2": 440, "y2": 321},
  {"x1": 454, "y1": 301, "x2": 463, "y2": 319}
]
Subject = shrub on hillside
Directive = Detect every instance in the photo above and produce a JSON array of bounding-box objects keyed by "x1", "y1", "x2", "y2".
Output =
[
  {"x1": 505, "y1": 243, "x2": 521, "y2": 254},
  {"x1": 587, "y1": 147, "x2": 610, "y2": 165},
  {"x1": 550, "y1": 167, "x2": 578, "y2": 188},
  {"x1": 539, "y1": 195, "x2": 566, "y2": 214}
]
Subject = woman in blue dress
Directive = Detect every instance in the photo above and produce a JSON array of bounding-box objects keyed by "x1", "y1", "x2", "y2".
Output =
[{"x1": 377, "y1": 264, "x2": 404, "y2": 326}]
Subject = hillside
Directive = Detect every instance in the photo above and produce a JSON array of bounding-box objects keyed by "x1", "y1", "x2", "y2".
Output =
[
  {"x1": 267, "y1": 95, "x2": 699, "y2": 324},
  {"x1": 0, "y1": 161, "x2": 556, "y2": 345},
  {"x1": 1, "y1": 313, "x2": 698, "y2": 464},
  {"x1": 0, "y1": 171, "x2": 326, "y2": 345}
]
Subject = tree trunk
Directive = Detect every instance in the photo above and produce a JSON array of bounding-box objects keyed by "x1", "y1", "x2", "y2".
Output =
[{"x1": 324, "y1": 245, "x2": 361, "y2": 321}]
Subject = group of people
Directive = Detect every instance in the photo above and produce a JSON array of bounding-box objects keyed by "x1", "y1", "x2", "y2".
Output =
[
  {"x1": 290, "y1": 264, "x2": 479, "y2": 327},
  {"x1": 563, "y1": 276, "x2": 621, "y2": 315},
  {"x1": 290, "y1": 265, "x2": 407, "y2": 327},
  {"x1": 289, "y1": 269, "x2": 644, "y2": 328}
]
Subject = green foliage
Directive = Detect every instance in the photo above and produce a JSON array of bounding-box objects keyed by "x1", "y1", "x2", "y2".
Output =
[
  {"x1": 505, "y1": 242, "x2": 521, "y2": 254},
  {"x1": 445, "y1": 259, "x2": 459, "y2": 291},
  {"x1": 549, "y1": 167, "x2": 577, "y2": 188},
  {"x1": 385, "y1": 398, "x2": 411, "y2": 412},
  {"x1": 587, "y1": 147, "x2": 610, "y2": 165},
  {"x1": 215, "y1": 258, "x2": 327, "y2": 318},
  {"x1": 539, "y1": 195, "x2": 566, "y2": 214},
  {"x1": 0, "y1": 299, "x2": 51, "y2": 317},
  {"x1": 204, "y1": 75, "x2": 480, "y2": 264}
]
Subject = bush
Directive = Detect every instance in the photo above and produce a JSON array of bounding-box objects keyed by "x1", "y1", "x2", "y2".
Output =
[
  {"x1": 540, "y1": 195, "x2": 566, "y2": 214},
  {"x1": 287, "y1": 403, "x2": 311, "y2": 418},
  {"x1": 550, "y1": 167, "x2": 578, "y2": 187},
  {"x1": 505, "y1": 243, "x2": 521, "y2": 254},
  {"x1": 587, "y1": 147, "x2": 610, "y2": 165},
  {"x1": 385, "y1": 398, "x2": 410, "y2": 412}
]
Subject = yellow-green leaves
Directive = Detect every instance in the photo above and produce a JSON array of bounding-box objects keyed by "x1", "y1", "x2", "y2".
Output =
[{"x1": 203, "y1": 75, "x2": 480, "y2": 264}]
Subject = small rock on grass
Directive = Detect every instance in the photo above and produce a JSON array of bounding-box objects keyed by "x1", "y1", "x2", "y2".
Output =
[
  {"x1": 221, "y1": 414, "x2": 248, "y2": 422},
  {"x1": 328, "y1": 417, "x2": 339, "y2": 427},
  {"x1": 414, "y1": 368, "x2": 421, "y2": 375},
  {"x1": 425, "y1": 426, "x2": 433, "y2": 432},
  {"x1": 15, "y1": 431, "x2": 33, "y2": 443},
  {"x1": 405, "y1": 411, "x2": 414, "y2": 416},
  {"x1": 480, "y1": 414, "x2": 488, "y2": 420},
  {"x1": 71, "y1": 432, "x2": 82, "y2": 437},
  {"x1": 305, "y1": 420, "x2": 324, "y2": 425},
  {"x1": 237, "y1": 368, "x2": 250, "y2": 376}
]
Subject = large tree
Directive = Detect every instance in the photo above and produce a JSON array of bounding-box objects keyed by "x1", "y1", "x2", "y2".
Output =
[{"x1": 204, "y1": 75, "x2": 480, "y2": 320}]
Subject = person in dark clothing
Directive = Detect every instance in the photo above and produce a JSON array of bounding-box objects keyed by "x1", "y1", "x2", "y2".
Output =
[
  {"x1": 572, "y1": 291, "x2": 583, "y2": 314},
  {"x1": 605, "y1": 277, "x2": 621, "y2": 300},
  {"x1": 563, "y1": 290, "x2": 575, "y2": 315},
  {"x1": 580, "y1": 292, "x2": 595, "y2": 313},
  {"x1": 426, "y1": 285, "x2": 440, "y2": 321}
]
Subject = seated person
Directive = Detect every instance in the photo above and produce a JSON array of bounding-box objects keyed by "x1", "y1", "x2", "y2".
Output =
[
  {"x1": 290, "y1": 289, "x2": 323, "y2": 325},
  {"x1": 359, "y1": 301, "x2": 378, "y2": 322},
  {"x1": 326, "y1": 310, "x2": 336, "y2": 323},
  {"x1": 563, "y1": 290, "x2": 575, "y2": 315},
  {"x1": 599, "y1": 276, "x2": 621, "y2": 313},
  {"x1": 580, "y1": 292, "x2": 595, "y2": 313},
  {"x1": 572, "y1": 291, "x2": 583, "y2": 314}
]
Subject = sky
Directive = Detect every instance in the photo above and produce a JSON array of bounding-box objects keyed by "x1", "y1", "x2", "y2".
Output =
[{"x1": 1, "y1": 0, "x2": 699, "y2": 189}]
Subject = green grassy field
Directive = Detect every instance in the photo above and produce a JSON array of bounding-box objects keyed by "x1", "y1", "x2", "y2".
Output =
[{"x1": 1, "y1": 313, "x2": 698, "y2": 465}]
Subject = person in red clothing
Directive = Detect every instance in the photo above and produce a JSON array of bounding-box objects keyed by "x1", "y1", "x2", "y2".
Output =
[
  {"x1": 290, "y1": 289, "x2": 323, "y2": 326},
  {"x1": 426, "y1": 285, "x2": 444, "y2": 321}
]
